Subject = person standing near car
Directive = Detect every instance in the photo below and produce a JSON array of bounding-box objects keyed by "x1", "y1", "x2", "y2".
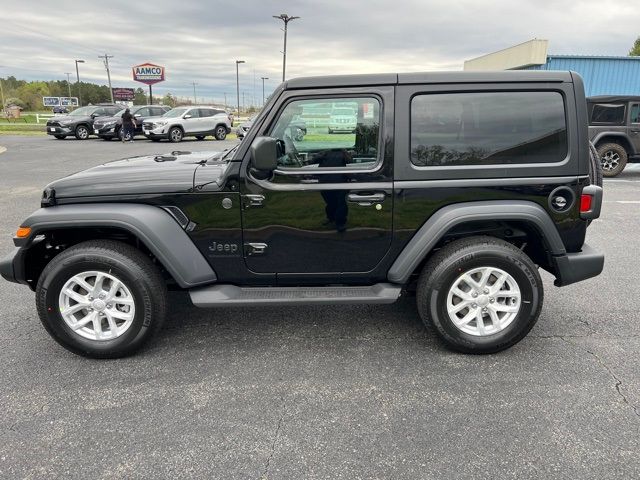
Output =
[{"x1": 121, "y1": 108, "x2": 136, "y2": 143}]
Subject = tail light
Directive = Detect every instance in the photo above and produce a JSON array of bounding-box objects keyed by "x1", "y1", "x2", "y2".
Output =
[
  {"x1": 579, "y1": 185, "x2": 603, "y2": 220},
  {"x1": 580, "y1": 194, "x2": 593, "y2": 213}
]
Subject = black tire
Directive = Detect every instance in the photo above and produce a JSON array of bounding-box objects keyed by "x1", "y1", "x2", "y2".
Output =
[
  {"x1": 416, "y1": 236, "x2": 543, "y2": 354},
  {"x1": 168, "y1": 127, "x2": 183, "y2": 143},
  {"x1": 214, "y1": 125, "x2": 227, "y2": 141},
  {"x1": 35, "y1": 240, "x2": 167, "y2": 359},
  {"x1": 54, "y1": 135, "x2": 66, "y2": 140},
  {"x1": 588, "y1": 141, "x2": 603, "y2": 187},
  {"x1": 75, "y1": 125, "x2": 90, "y2": 140},
  {"x1": 195, "y1": 135, "x2": 206, "y2": 141},
  {"x1": 597, "y1": 142, "x2": 627, "y2": 177},
  {"x1": 150, "y1": 138, "x2": 161, "y2": 142}
]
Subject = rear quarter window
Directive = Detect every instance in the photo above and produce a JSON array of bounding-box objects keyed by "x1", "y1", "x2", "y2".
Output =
[
  {"x1": 590, "y1": 103, "x2": 626, "y2": 125},
  {"x1": 410, "y1": 91, "x2": 568, "y2": 167}
]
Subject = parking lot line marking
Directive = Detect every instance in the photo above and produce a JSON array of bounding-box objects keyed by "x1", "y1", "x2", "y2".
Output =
[{"x1": 615, "y1": 201, "x2": 640, "y2": 204}]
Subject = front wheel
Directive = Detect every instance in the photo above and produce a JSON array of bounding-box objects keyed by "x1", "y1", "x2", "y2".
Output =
[
  {"x1": 75, "y1": 125, "x2": 90, "y2": 140},
  {"x1": 416, "y1": 236, "x2": 543, "y2": 354},
  {"x1": 35, "y1": 240, "x2": 167, "y2": 358},
  {"x1": 168, "y1": 127, "x2": 183, "y2": 143},
  {"x1": 597, "y1": 143, "x2": 627, "y2": 177},
  {"x1": 214, "y1": 125, "x2": 227, "y2": 140}
]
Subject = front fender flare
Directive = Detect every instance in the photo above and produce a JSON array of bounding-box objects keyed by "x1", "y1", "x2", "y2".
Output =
[
  {"x1": 16, "y1": 203, "x2": 216, "y2": 288},
  {"x1": 387, "y1": 200, "x2": 566, "y2": 284}
]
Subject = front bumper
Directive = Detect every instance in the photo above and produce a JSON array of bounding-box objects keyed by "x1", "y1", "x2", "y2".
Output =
[
  {"x1": 552, "y1": 243, "x2": 604, "y2": 287},
  {"x1": 0, "y1": 248, "x2": 25, "y2": 285},
  {"x1": 94, "y1": 124, "x2": 118, "y2": 137},
  {"x1": 46, "y1": 125, "x2": 73, "y2": 135},
  {"x1": 143, "y1": 125, "x2": 169, "y2": 139}
]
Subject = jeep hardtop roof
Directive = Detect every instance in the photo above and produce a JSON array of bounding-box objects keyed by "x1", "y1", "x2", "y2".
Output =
[
  {"x1": 587, "y1": 95, "x2": 640, "y2": 104},
  {"x1": 284, "y1": 70, "x2": 575, "y2": 89}
]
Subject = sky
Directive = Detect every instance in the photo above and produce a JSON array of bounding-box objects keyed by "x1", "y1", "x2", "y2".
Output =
[{"x1": 1, "y1": 0, "x2": 638, "y2": 106}]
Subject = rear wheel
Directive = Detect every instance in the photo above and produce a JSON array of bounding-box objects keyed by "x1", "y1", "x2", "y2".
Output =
[
  {"x1": 597, "y1": 142, "x2": 627, "y2": 177},
  {"x1": 214, "y1": 125, "x2": 227, "y2": 140},
  {"x1": 416, "y1": 236, "x2": 543, "y2": 354},
  {"x1": 35, "y1": 240, "x2": 167, "y2": 359},
  {"x1": 75, "y1": 125, "x2": 90, "y2": 140},
  {"x1": 168, "y1": 127, "x2": 183, "y2": 143}
]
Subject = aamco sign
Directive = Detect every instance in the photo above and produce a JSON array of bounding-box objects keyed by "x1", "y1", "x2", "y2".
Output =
[{"x1": 132, "y1": 63, "x2": 165, "y2": 85}]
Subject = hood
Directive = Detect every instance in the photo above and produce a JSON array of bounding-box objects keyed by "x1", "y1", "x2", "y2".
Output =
[
  {"x1": 48, "y1": 114, "x2": 91, "y2": 124},
  {"x1": 45, "y1": 150, "x2": 231, "y2": 200},
  {"x1": 92, "y1": 115, "x2": 120, "y2": 125},
  {"x1": 141, "y1": 115, "x2": 164, "y2": 123}
]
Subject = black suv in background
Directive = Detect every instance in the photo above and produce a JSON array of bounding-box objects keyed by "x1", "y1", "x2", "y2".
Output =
[
  {"x1": 46, "y1": 104, "x2": 123, "y2": 140},
  {"x1": 588, "y1": 95, "x2": 640, "y2": 176},
  {"x1": 93, "y1": 105, "x2": 170, "y2": 141},
  {"x1": 2, "y1": 71, "x2": 604, "y2": 359}
]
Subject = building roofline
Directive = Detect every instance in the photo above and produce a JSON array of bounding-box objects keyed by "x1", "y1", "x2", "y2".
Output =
[{"x1": 548, "y1": 54, "x2": 640, "y2": 61}]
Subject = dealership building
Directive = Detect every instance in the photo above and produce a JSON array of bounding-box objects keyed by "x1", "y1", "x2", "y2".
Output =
[{"x1": 464, "y1": 39, "x2": 640, "y2": 96}]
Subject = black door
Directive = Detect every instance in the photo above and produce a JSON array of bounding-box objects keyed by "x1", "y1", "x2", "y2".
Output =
[
  {"x1": 630, "y1": 102, "x2": 640, "y2": 153},
  {"x1": 240, "y1": 91, "x2": 394, "y2": 281}
]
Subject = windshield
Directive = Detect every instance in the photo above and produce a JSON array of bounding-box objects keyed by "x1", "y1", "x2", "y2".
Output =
[
  {"x1": 114, "y1": 108, "x2": 127, "y2": 116},
  {"x1": 163, "y1": 108, "x2": 188, "y2": 118},
  {"x1": 69, "y1": 106, "x2": 95, "y2": 116}
]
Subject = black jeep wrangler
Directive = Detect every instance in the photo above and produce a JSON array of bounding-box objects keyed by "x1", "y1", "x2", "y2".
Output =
[
  {"x1": 1, "y1": 71, "x2": 604, "y2": 358},
  {"x1": 588, "y1": 95, "x2": 640, "y2": 177}
]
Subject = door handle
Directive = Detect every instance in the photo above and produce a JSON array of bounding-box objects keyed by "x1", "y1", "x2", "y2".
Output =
[
  {"x1": 347, "y1": 192, "x2": 386, "y2": 204},
  {"x1": 243, "y1": 194, "x2": 265, "y2": 208}
]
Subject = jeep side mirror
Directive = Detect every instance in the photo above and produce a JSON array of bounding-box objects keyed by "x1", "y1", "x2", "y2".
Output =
[{"x1": 251, "y1": 136, "x2": 278, "y2": 171}]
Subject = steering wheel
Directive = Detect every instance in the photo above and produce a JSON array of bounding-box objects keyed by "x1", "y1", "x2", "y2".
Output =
[{"x1": 280, "y1": 134, "x2": 304, "y2": 168}]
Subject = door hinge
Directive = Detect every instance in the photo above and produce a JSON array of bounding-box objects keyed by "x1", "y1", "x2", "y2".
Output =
[
  {"x1": 245, "y1": 242, "x2": 268, "y2": 256},
  {"x1": 243, "y1": 194, "x2": 265, "y2": 208}
]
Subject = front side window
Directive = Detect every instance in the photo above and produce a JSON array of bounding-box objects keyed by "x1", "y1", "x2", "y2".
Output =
[
  {"x1": 631, "y1": 104, "x2": 640, "y2": 124},
  {"x1": 185, "y1": 109, "x2": 200, "y2": 118},
  {"x1": 411, "y1": 91, "x2": 567, "y2": 167},
  {"x1": 590, "y1": 103, "x2": 626, "y2": 125},
  {"x1": 269, "y1": 97, "x2": 381, "y2": 169}
]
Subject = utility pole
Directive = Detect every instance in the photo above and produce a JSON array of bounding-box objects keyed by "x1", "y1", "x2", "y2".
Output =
[
  {"x1": 98, "y1": 53, "x2": 114, "y2": 103},
  {"x1": 261, "y1": 77, "x2": 269, "y2": 105},
  {"x1": 0, "y1": 78, "x2": 4, "y2": 112},
  {"x1": 242, "y1": 92, "x2": 245, "y2": 113},
  {"x1": 75, "y1": 59, "x2": 85, "y2": 106},
  {"x1": 64, "y1": 73, "x2": 72, "y2": 98},
  {"x1": 235, "y1": 60, "x2": 245, "y2": 116},
  {"x1": 224, "y1": 92, "x2": 227, "y2": 109},
  {"x1": 192, "y1": 82, "x2": 198, "y2": 104},
  {"x1": 273, "y1": 14, "x2": 300, "y2": 82}
]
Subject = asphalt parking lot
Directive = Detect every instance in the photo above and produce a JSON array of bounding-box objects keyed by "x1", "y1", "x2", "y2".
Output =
[{"x1": 0, "y1": 134, "x2": 639, "y2": 479}]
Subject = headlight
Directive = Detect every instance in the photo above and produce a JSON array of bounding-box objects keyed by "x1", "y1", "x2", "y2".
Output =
[
  {"x1": 154, "y1": 120, "x2": 168, "y2": 127},
  {"x1": 104, "y1": 120, "x2": 116, "y2": 126}
]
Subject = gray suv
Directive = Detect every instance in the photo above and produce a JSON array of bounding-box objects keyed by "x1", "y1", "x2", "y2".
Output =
[{"x1": 588, "y1": 96, "x2": 640, "y2": 176}]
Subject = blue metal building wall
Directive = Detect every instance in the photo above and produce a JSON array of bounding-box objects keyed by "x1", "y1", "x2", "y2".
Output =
[{"x1": 522, "y1": 55, "x2": 640, "y2": 96}]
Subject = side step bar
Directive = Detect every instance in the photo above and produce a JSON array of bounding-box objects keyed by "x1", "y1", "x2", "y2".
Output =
[{"x1": 189, "y1": 283, "x2": 402, "y2": 307}]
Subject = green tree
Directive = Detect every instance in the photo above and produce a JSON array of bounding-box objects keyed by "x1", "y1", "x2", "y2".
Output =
[
  {"x1": 134, "y1": 88, "x2": 147, "y2": 105},
  {"x1": 161, "y1": 93, "x2": 177, "y2": 107},
  {"x1": 16, "y1": 81, "x2": 50, "y2": 110},
  {"x1": 630, "y1": 36, "x2": 640, "y2": 56}
]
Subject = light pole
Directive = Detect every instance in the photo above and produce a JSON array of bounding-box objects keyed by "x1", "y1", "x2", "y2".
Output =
[
  {"x1": 75, "y1": 59, "x2": 85, "y2": 106},
  {"x1": 272, "y1": 13, "x2": 300, "y2": 82},
  {"x1": 261, "y1": 77, "x2": 269, "y2": 105},
  {"x1": 192, "y1": 81, "x2": 198, "y2": 104},
  {"x1": 235, "y1": 60, "x2": 245, "y2": 116},
  {"x1": 64, "y1": 73, "x2": 72, "y2": 98}
]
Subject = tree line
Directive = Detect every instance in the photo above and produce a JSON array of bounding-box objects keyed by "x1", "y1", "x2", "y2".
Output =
[{"x1": 0, "y1": 76, "x2": 182, "y2": 111}]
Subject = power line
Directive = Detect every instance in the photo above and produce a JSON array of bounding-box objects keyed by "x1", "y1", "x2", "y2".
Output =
[{"x1": 98, "y1": 54, "x2": 114, "y2": 102}]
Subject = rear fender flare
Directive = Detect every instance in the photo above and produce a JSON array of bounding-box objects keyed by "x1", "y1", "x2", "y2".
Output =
[{"x1": 387, "y1": 200, "x2": 565, "y2": 284}]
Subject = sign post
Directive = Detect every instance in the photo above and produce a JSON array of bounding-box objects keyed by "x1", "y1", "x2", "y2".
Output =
[{"x1": 132, "y1": 63, "x2": 165, "y2": 105}]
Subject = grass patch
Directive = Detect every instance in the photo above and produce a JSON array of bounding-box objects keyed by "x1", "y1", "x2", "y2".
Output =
[{"x1": 0, "y1": 124, "x2": 45, "y2": 135}]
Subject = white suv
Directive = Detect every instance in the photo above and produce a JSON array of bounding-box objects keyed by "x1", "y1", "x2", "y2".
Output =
[{"x1": 142, "y1": 106, "x2": 232, "y2": 142}]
